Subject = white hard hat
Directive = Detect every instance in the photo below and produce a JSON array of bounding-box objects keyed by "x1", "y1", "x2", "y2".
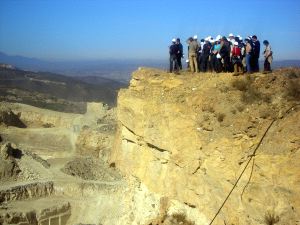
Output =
[
  {"x1": 186, "y1": 59, "x2": 189, "y2": 63},
  {"x1": 172, "y1": 38, "x2": 176, "y2": 42},
  {"x1": 229, "y1": 33, "x2": 234, "y2": 37},
  {"x1": 216, "y1": 35, "x2": 222, "y2": 41},
  {"x1": 234, "y1": 41, "x2": 238, "y2": 46},
  {"x1": 210, "y1": 39, "x2": 215, "y2": 43},
  {"x1": 239, "y1": 36, "x2": 243, "y2": 41},
  {"x1": 193, "y1": 35, "x2": 198, "y2": 39}
]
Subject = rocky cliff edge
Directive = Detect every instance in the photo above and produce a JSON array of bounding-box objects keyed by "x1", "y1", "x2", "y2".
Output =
[{"x1": 111, "y1": 68, "x2": 300, "y2": 225}]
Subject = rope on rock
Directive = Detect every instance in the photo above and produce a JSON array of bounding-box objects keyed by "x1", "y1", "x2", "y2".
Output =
[
  {"x1": 208, "y1": 103, "x2": 300, "y2": 225},
  {"x1": 240, "y1": 103, "x2": 300, "y2": 200}
]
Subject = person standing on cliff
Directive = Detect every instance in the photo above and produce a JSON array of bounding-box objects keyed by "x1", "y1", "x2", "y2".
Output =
[
  {"x1": 245, "y1": 37, "x2": 253, "y2": 74},
  {"x1": 169, "y1": 38, "x2": 180, "y2": 74},
  {"x1": 176, "y1": 38, "x2": 183, "y2": 70},
  {"x1": 251, "y1": 35, "x2": 260, "y2": 72},
  {"x1": 263, "y1": 40, "x2": 273, "y2": 73},
  {"x1": 186, "y1": 36, "x2": 199, "y2": 73},
  {"x1": 200, "y1": 38, "x2": 211, "y2": 72}
]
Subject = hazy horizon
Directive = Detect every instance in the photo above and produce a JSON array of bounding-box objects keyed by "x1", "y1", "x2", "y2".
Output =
[
  {"x1": 1, "y1": 0, "x2": 300, "y2": 61},
  {"x1": 1, "y1": 51, "x2": 300, "y2": 63}
]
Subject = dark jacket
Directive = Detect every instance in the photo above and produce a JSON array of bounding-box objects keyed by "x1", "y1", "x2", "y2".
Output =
[
  {"x1": 252, "y1": 40, "x2": 260, "y2": 58},
  {"x1": 202, "y1": 43, "x2": 211, "y2": 56},
  {"x1": 177, "y1": 43, "x2": 183, "y2": 57},
  {"x1": 219, "y1": 42, "x2": 230, "y2": 58},
  {"x1": 169, "y1": 44, "x2": 179, "y2": 55}
]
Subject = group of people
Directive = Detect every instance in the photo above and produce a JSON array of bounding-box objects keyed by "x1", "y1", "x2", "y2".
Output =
[{"x1": 169, "y1": 33, "x2": 273, "y2": 75}]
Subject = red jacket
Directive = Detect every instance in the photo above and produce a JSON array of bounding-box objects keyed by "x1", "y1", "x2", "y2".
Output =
[{"x1": 232, "y1": 46, "x2": 241, "y2": 57}]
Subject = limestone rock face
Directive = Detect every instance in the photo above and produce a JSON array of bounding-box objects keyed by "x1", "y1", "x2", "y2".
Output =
[{"x1": 111, "y1": 68, "x2": 300, "y2": 225}]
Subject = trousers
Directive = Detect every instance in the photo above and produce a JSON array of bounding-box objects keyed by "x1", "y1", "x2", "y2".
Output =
[{"x1": 189, "y1": 53, "x2": 198, "y2": 73}]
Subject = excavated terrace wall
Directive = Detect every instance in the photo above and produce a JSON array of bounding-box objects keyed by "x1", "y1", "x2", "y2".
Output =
[{"x1": 111, "y1": 68, "x2": 300, "y2": 225}]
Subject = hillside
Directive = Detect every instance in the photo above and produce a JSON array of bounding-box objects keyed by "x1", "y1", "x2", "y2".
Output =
[
  {"x1": 0, "y1": 67, "x2": 299, "y2": 225},
  {"x1": 0, "y1": 67, "x2": 126, "y2": 113},
  {"x1": 111, "y1": 67, "x2": 300, "y2": 225}
]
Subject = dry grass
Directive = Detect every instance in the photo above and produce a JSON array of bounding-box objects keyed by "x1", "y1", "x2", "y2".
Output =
[
  {"x1": 42, "y1": 123, "x2": 54, "y2": 128},
  {"x1": 202, "y1": 103, "x2": 215, "y2": 113},
  {"x1": 286, "y1": 79, "x2": 300, "y2": 101},
  {"x1": 147, "y1": 213, "x2": 195, "y2": 225},
  {"x1": 231, "y1": 76, "x2": 272, "y2": 104},
  {"x1": 284, "y1": 68, "x2": 300, "y2": 79},
  {"x1": 236, "y1": 104, "x2": 245, "y2": 112},
  {"x1": 146, "y1": 197, "x2": 195, "y2": 225},
  {"x1": 231, "y1": 76, "x2": 253, "y2": 91},
  {"x1": 258, "y1": 107, "x2": 276, "y2": 119},
  {"x1": 169, "y1": 213, "x2": 195, "y2": 225}
]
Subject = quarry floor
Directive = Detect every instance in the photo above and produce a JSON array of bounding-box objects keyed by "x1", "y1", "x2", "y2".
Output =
[{"x1": 0, "y1": 102, "x2": 160, "y2": 225}]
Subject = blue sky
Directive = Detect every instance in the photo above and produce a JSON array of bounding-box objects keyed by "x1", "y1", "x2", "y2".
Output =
[{"x1": 0, "y1": 0, "x2": 299, "y2": 61}]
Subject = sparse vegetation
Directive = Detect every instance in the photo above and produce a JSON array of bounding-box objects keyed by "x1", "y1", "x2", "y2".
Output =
[
  {"x1": 217, "y1": 113, "x2": 225, "y2": 122},
  {"x1": 232, "y1": 76, "x2": 253, "y2": 91},
  {"x1": 147, "y1": 212, "x2": 195, "y2": 225},
  {"x1": 202, "y1": 103, "x2": 215, "y2": 113},
  {"x1": 285, "y1": 79, "x2": 300, "y2": 101},
  {"x1": 203, "y1": 114, "x2": 210, "y2": 121},
  {"x1": 264, "y1": 211, "x2": 279, "y2": 225},
  {"x1": 169, "y1": 213, "x2": 195, "y2": 225},
  {"x1": 241, "y1": 86, "x2": 263, "y2": 104},
  {"x1": 231, "y1": 108, "x2": 237, "y2": 114},
  {"x1": 42, "y1": 123, "x2": 54, "y2": 128},
  {"x1": 285, "y1": 68, "x2": 300, "y2": 79},
  {"x1": 236, "y1": 104, "x2": 245, "y2": 112},
  {"x1": 231, "y1": 76, "x2": 272, "y2": 104},
  {"x1": 259, "y1": 108, "x2": 273, "y2": 119},
  {"x1": 219, "y1": 85, "x2": 230, "y2": 93}
]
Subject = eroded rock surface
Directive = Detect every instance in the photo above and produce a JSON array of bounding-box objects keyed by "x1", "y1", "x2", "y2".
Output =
[{"x1": 111, "y1": 67, "x2": 300, "y2": 225}]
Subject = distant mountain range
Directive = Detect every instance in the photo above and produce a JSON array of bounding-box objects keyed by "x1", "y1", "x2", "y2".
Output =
[
  {"x1": 0, "y1": 52, "x2": 168, "y2": 83},
  {"x1": 0, "y1": 51, "x2": 299, "y2": 83},
  {"x1": 0, "y1": 66, "x2": 126, "y2": 112}
]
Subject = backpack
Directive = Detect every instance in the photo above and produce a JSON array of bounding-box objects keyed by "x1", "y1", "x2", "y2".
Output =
[{"x1": 232, "y1": 46, "x2": 241, "y2": 57}]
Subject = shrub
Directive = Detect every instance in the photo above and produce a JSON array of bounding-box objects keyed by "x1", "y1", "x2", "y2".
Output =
[
  {"x1": 264, "y1": 211, "x2": 279, "y2": 225},
  {"x1": 231, "y1": 76, "x2": 253, "y2": 91},
  {"x1": 286, "y1": 69, "x2": 300, "y2": 79},
  {"x1": 202, "y1": 104, "x2": 215, "y2": 113},
  {"x1": 259, "y1": 108, "x2": 271, "y2": 119},
  {"x1": 169, "y1": 213, "x2": 195, "y2": 225},
  {"x1": 241, "y1": 87, "x2": 263, "y2": 104},
  {"x1": 42, "y1": 123, "x2": 54, "y2": 128},
  {"x1": 232, "y1": 76, "x2": 272, "y2": 104},
  {"x1": 285, "y1": 79, "x2": 300, "y2": 101},
  {"x1": 217, "y1": 113, "x2": 225, "y2": 122},
  {"x1": 236, "y1": 104, "x2": 245, "y2": 112}
]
